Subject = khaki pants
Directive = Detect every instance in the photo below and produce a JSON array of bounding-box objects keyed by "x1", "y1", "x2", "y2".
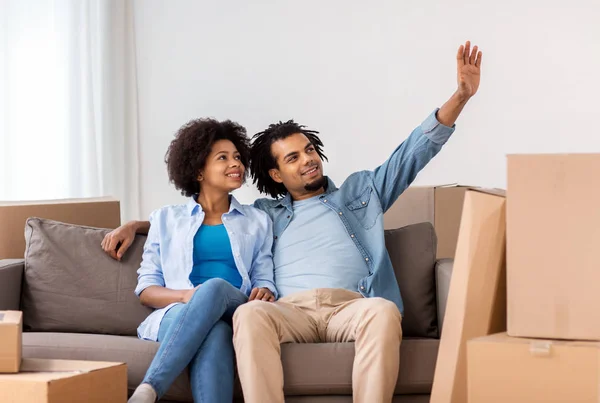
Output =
[{"x1": 233, "y1": 288, "x2": 403, "y2": 403}]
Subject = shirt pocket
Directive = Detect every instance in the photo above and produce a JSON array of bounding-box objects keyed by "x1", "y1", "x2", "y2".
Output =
[{"x1": 345, "y1": 186, "x2": 380, "y2": 230}]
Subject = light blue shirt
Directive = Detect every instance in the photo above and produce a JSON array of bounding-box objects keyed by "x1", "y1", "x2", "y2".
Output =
[
  {"x1": 190, "y1": 224, "x2": 242, "y2": 288},
  {"x1": 273, "y1": 195, "x2": 369, "y2": 297},
  {"x1": 135, "y1": 196, "x2": 277, "y2": 341},
  {"x1": 255, "y1": 109, "x2": 454, "y2": 316}
]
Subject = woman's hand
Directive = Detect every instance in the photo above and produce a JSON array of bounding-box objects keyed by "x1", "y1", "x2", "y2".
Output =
[
  {"x1": 181, "y1": 285, "x2": 201, "y2": 303},
  {"x1": 249, "y1": 287, "x2": 275, "y2": 302}
]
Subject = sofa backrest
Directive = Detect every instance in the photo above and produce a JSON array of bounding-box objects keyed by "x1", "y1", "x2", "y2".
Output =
[{"x1": 21, "y1": 218, "x2": 438, "y2": 338}]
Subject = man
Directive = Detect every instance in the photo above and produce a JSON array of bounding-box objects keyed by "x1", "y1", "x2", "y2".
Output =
[{"x1": 104, "y1": 41, "x2": 482, "y2": 402}]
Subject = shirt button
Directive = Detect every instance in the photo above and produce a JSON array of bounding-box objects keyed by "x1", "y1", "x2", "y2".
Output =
[
  {"x1": 351, "y1": 234, "x2": 355, "y2": 238},
  {"x1": 274, "y1": 236, "x2": 278, "y2": 240},
  {"x1": 360, "y1": 286, "x2": 365, "y2": 291},
  {"x1": 287, "y1": 215, "x2": 290, "y2": 219},
  {"x1": 365, "y1": 257, "x2": 369, "y2": 262},
  {"x1": 324, "y1": 199, "x2": 327, "y2": 203},
  {"x1": 339, "y1": 212, "x2": 343, "y2": 215},
  {"x1": 362, "y1": 201, "x2": 366, "y2": 205}
]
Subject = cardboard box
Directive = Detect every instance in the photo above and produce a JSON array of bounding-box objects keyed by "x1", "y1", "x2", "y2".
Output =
[
  {"x1": 507, "y1": 154, "x2": 600, "y2": 340},
  {"x1": 0, "y1": 358, "x2": 127, "y2": 402},
  {"x1": 430, "y1": 189, "x2": 507, "y2": 403},
  {"x1": 468, "y1": 332, "x2": 600, "y2": 403},
  {"x1": 384, "y1": 185, "x2": 472, "y2": 258},
  {"x1": 0, "y1": 197, "x2": 121, "y2": 259},
  {"x1": 0, "y1": 311, "x2": 22, "y2": 373}
]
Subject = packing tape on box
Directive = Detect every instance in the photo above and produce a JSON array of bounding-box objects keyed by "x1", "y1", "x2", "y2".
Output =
[{"x1": 529, "y1": 341, "x2": 552, "y2": 357}]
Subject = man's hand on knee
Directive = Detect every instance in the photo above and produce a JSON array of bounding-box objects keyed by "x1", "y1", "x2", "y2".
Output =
[{"x1": 248, "y1": 287, "x2": 275, "y2": 302}]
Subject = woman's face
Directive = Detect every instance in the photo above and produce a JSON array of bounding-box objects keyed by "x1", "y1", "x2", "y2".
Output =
[{"x1": 199, "y1": 139, "x2": 245, "y2": 193}]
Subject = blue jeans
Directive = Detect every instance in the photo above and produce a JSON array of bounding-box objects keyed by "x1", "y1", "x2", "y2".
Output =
[{"x1": 143, "y1": 278, "x2": 248, "y2": 402}]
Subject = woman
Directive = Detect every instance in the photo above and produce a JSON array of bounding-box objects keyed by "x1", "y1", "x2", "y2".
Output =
[{"x1": 125, "y1": 118, "x2": 277, "y2": 403}]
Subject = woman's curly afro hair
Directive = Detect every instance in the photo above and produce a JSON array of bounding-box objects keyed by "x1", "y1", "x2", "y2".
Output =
[{"x1": 164, "y1": 118, "x2": 250, "y2": 197}]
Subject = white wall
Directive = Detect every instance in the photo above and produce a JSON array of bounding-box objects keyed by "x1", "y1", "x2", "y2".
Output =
[{"x1": 133, "y1": 0, "x2": 600, "y2": 219}]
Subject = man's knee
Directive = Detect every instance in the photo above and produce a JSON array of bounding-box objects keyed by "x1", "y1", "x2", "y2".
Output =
[
  {"x1": 361, "y1": 298, "x2": 402, "y2": 337},
  {"x1": 367, "y1": 298, "x2": 401, "y2": 316},
  {"x1": 233, "y1": 300, "x2": 276, "y2": 335}
]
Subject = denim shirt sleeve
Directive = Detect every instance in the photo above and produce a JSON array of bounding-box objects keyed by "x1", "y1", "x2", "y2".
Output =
[
  {"x1": 372, "y1": 109, "x2": 455, "y2": 212},
  {"x1": 134, "y1": 210, "x2": 166, "y2": 296},
  {"x1": 249, "y1": 212, "x2": 278, "y2": 298}
]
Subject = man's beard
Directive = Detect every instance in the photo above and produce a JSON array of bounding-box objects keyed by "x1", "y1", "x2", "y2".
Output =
[{"x1": 304, "y1": 176, "x2": 327, "y2": 192}]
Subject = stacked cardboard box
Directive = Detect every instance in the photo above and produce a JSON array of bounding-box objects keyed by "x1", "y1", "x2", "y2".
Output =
[
  {"x1": 467, "y1": 154, "x2": 600, "y2": 402},
  {"x1": 0, "y1": 358, "x2": 128, "y2": 402},
  {"x1": 430, "y1": 188, "x2": 507, "y2": 403},
  {"x1": 0, "y1": 311, "x2": 22, "y2": 373},
  {"x1": 0, "y1": 310, "x2": 127, "y2": 402}
]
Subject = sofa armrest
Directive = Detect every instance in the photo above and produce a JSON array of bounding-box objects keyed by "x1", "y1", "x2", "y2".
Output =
[
  {"x1": 435, "y1": 258, "x2": 453, "y2": 335},
  {"x1": 0, "y1": 259, "x2": 24, "y2": 310}
]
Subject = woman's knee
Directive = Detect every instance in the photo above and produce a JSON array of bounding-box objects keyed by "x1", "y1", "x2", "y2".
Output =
[
  {"x1": 188, "y1": 278, "x2": 233, "y2": 305},
  {"x1": 199, "y1": 278, "x2": 231, "y2": 294}
]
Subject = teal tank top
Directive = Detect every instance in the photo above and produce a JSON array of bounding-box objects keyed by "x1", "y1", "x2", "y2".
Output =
[{"x1": 189, "y1": 224, "x2": 242, "y2": 288}]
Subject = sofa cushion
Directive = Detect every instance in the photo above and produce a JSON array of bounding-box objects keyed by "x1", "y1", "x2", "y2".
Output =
[
  {"x1": 281, "y1": 339, "x2": 438, "y2": 395},
  {"x1": 22, "y1": 332, "x2": 439, "y2": 400},
  {"x1": 22, "y1": 218, "x2": 152, "y2": 335},
  {"x1": 385, "y1": 222, "x2": 438, "y2": 338}
]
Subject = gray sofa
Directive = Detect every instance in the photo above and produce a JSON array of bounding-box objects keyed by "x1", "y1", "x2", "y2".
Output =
[{"x1": 0, "y1": 217, "x2": 453, "y2": 402}]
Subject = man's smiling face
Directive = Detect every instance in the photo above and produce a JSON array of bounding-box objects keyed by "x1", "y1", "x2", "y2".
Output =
[{"x1": 268, "y1": 132, "x2": 326, "y2": 200}]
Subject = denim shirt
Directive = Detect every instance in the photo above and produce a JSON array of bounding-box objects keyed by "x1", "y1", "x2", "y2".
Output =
[
  {"x1": 254, "y1": 109, "x2": 454, "y2": 315},
  {"x1": 135, "y1": 195, "x2": 277, "y2": 341}
]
